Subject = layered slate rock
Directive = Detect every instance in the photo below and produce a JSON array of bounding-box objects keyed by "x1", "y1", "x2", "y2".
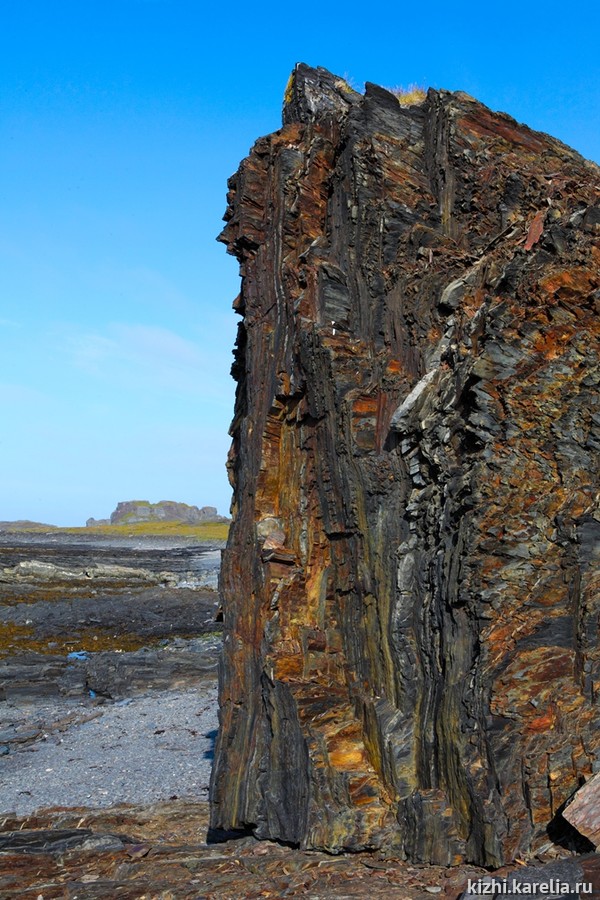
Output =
[{"x1": 210, "y1": 64, "x2": 600, "y2": 866}]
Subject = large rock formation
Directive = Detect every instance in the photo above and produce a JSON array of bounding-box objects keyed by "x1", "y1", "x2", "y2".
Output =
[
  {"x1": 210, "y1": 64, "x2": 600, "y2": 866},
  {"x1": 85, "y1": 500, "x2": 228, "y2": 527}
]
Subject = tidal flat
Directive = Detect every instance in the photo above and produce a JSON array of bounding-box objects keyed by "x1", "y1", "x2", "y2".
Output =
[{"x1": 0, "y1": 532, "x2": 223, "y2": 814}]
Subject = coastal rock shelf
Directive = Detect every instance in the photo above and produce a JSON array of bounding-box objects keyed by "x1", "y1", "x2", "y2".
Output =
[
  {"x1": 0, "y1": 534, "x2": 223, "y2": 691},
  {"x1": 210, "y1": 64, "x2": 600, "y2": 865}
]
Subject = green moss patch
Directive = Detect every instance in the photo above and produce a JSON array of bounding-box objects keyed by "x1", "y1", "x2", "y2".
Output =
[{"x1": 64, "y1": 521, "x2": 229, "y2": 540}]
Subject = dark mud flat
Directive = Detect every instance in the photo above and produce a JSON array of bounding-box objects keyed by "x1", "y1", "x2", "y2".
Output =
[
  {"x1": 0, "y1": 634, "x2": 221, "y2": 704},
  {"x1": 1, "y1": 586, "x2": 221, "y2": 679}
]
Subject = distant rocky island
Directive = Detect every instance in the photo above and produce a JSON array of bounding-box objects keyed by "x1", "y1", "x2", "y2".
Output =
[
  {"x1": 0, "y1": 501, "x2": 229, "y2": 533},
  {"x1": 0, "y1": 520, "x2": 57, "y2": 533},
  {"x1": 86, "y1": 500, "x2": 229, "y2": 527}
]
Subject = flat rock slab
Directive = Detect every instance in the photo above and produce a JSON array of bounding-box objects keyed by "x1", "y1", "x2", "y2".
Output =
[
  {"x1": 0, "y1": 827, "x2": 128, "y2": 854},
  {"x1": 564, "y1": 775, "x2": 600, "y2": 848}
]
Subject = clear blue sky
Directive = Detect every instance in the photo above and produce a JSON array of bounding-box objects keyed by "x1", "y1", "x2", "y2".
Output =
[{"x1": 1, "y1": 1, "x2": 598, "y2": 525}]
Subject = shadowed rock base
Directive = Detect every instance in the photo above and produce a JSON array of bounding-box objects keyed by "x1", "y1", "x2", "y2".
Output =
[{"x1": 210, "y1": 64, "x2": 600, "y2": 865}]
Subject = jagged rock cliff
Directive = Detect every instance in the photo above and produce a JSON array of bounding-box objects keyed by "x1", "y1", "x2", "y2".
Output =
[{"x1": 210, "y1": 64, "x2": 600, "y2": 866}]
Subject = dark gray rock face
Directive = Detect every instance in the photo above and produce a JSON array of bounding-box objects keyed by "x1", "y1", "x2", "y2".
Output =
[{"x1": 210, "y1": 64, "x2": 600, "y2": 865}]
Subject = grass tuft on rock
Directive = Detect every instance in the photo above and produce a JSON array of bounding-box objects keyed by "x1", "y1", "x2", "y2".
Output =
[
  {"x1": 389, "y1": 84, "x2": 427, "y2": 105},
  {"x1": 64, "y1": 521, "x2": 229, "y2": 540}
]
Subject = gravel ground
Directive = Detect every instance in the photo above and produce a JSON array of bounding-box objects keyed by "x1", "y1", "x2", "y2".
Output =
[{"x1": 0, "y1": 682, "x2": 218, "y2": 816}]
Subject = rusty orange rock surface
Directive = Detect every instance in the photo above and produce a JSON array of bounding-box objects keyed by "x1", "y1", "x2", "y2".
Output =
[{"x1": 210, "y1": 64, "x2": 600, "y2": 866}]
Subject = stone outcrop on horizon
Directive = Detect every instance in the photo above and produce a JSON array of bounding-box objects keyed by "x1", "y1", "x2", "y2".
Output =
[
  {"x1": 210, "y1": 64, "x2": 600, "y2": 866},
  {"x1": 85, "y1": 500, "x2": 229, "y2": 527}
]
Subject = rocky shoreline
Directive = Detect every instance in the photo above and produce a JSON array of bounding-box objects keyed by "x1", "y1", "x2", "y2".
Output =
[
  {"x1": 0, "y1": 534, "x2": 223, "y2": 818},
  {"x1": 1, "y1": 534, "x2": 598, "y2": 897},
  {"x1": 0, "y1": 530, "x2": 224, "y2": 578}
]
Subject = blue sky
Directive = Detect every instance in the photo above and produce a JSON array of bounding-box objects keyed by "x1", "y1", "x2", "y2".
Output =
[{"x1": 1, "y1": 2, "x2": 598, "y2": 525}]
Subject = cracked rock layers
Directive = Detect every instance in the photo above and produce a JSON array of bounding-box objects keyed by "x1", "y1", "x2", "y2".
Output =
[{"x1": 210, "y1": 64, "x2": 600, "y2": 866}]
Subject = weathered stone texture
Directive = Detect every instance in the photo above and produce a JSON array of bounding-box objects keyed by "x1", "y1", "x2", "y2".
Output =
[
  {"x1": 564, "y1": 772, "x2": 600, "y2": 847},
  {"x1": 210, "y1": 64, "x2": 600, "y2": 865}
]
